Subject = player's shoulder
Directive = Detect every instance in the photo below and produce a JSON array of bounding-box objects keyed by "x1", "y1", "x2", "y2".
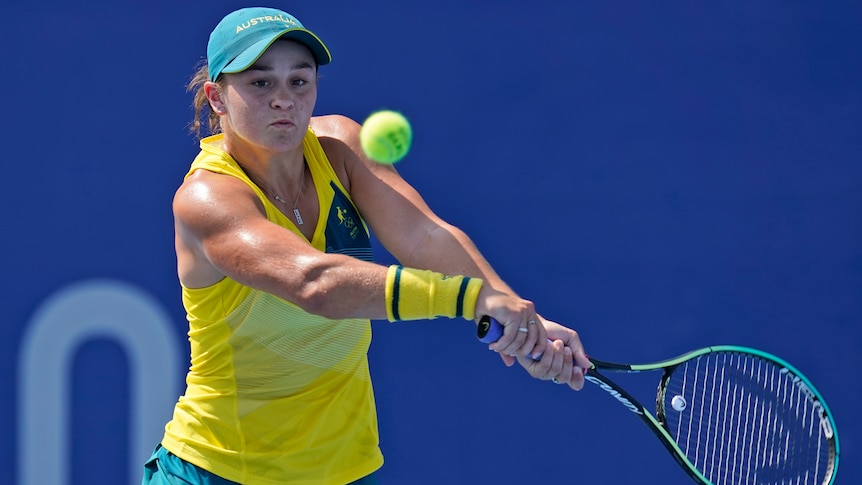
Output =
[
  {"x1": 309, "y1": 115, "x2": 365, "y2": 192},
  {"x1": 174, "y1": 169, "x2": 257, "y2": 216},
  {"x1": 310, "y1": 114, "x2": 362, "y2": 164},
  {"x1": 310, "y1": 114, "x2": 360, "y2": 140}
]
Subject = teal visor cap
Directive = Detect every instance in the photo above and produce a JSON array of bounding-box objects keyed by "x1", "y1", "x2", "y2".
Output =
[{"x1": 207, "y1": 7, "x2": 332, "y2": 81}]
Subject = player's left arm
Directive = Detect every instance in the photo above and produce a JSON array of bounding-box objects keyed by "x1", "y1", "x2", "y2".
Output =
[
  {"x1": 312, "y1": 115, "x2": 509, "y2": 291},
  {"x1": 312, "y1": 116, "x2": 591, "y2": 384}
]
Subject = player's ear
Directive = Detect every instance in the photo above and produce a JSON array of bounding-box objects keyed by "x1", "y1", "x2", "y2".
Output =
[{"x1": 204, "y1": 81, "x2": 227, "y2": 114}]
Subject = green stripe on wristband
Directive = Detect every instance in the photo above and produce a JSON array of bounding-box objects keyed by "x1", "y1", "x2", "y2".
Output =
[
  {"x1": 455, "y1": 277, "x2": 471, "y2": 318},
  {"x1": 391, "y1": 266, "x2": 402, "y2": 321}
]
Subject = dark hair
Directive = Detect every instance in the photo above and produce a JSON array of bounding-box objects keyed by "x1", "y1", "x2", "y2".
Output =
[{"x1": 187, "y1": 60, "x2": 222, "y2": 139}]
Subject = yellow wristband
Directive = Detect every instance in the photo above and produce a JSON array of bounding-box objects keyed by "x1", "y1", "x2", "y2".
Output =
[{"x1": 384, "y1": 265, "x2": 483, "y2": 322}]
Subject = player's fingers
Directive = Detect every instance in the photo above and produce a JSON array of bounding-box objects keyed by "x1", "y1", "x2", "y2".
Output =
[
  {"x1": 498, "y1": 320, "x2": 530, "y2": 357},
  {"x1": 488, "y1": 334, "x2": 517, "y2": 366},
  {"x1": 528, "y1": 317, "x2": 548, "y2": 359},
  {"x1": 518, "y1": 338, "x2": 554, "y2": 379},
  {"x1": 497, "y1": 352, "x2": 516, "y2": 367},
  {"x1": 567, "y1": 369, "x2": 586, "y2": 391},
  {"x1": 541, "y1": 340, "x2": 565, "y2": 381},
  {"x1": 574, "y1": 349, "x2": 591, "y2": 373},
  {"x1": 487, "y1": 318, "x2": 517, "y2": 353},
  {"x1": 517, "y1": 341, "x2": 551, "y2": 377},
  {"x1": 555, "y1": 345, "x2": 574, "y2": 385},
  {"x1": 516, "y1": 317, "x2": 541, "y2": 358},
  {"x1": 563, "y1": 348, "x2": 588, "y2": 390}
]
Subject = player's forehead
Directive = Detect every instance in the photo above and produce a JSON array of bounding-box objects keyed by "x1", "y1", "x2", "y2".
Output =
[{"x1": 255, "y1": 39, "x2": 316, "y2": 68}]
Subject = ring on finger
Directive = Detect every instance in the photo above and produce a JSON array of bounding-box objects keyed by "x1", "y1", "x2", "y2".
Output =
[
  {"x1": 517, "y1": 327, "x2": 529, "y2": 333},
  {"x1": 552, "y1": 377, "x2": 561, "y2": 384},
  {"x1": 528, "y1": 319, "x2": 536, "y2": 325}
]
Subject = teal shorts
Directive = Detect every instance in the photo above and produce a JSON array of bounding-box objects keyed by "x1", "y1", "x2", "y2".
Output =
[{"x1": 142, "y1": 444, "x2": 379, "y2": 484}]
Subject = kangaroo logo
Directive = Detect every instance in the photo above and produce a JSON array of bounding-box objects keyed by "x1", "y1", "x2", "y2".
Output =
[{"x1": 336, "y1": 206, "x2": 360, "y2": 239}]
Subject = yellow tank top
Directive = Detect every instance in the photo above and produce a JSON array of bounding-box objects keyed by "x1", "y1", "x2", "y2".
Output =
[{"x1": 161, "y1": 129, "x2": 383, "y2": 485}]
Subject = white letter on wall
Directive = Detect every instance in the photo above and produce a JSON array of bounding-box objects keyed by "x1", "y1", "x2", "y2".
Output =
[{"x1": 18, "y1": 279, "x2": 181, "y2": 485}]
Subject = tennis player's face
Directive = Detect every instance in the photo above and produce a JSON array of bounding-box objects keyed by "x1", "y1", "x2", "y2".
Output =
[{"x1": 220, "y1": 40, "x2": 318, "y2": 153}]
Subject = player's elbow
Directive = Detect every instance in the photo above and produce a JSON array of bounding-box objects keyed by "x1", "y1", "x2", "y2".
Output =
[
  {"x1": 293, "y1": 284, "x2": 337, "y2": 318},
  {"x1": 290, "y1": 265, "x2": 352, "y2": 319}
]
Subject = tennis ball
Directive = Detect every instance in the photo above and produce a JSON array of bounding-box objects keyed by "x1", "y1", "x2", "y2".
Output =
[{"x1": 359, "y1": 110, "x2": 412, "y2": 164}]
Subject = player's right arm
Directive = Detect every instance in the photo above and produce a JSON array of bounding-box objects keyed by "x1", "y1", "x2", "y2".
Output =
[
  {"x1": 173, "y1": 168, "x2": 390, "y2": 320},
  {"x1": 173, "y1": 167, "x2": 539, "y2": 355}
]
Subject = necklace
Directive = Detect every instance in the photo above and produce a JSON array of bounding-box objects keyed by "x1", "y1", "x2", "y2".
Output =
[{"x1": 271, "y1": 163, "x2": 306, "y2": 225}]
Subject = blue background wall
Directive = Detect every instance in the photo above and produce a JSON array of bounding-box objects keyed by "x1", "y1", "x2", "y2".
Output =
[{"x1": 2, "y1": 1, "x2": 859, "y2": 484}]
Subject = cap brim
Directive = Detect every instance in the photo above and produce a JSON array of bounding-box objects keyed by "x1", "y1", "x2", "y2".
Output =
[{"x1": 222, "y1": 29, "x2": 331, "y2": 74}]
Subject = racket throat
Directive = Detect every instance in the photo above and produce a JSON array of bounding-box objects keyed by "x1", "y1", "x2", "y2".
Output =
[{"x1": 585, "y1": 375, "x2": 644, "y2": 416}]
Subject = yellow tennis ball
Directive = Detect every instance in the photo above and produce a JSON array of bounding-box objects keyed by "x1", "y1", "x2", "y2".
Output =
[{"x1": 359, "y1": 110, "x2": 412, "y2": 164}]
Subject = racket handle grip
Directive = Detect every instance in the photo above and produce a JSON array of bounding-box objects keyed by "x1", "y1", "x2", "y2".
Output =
[{"x1": 477, "y1": 315, "x2": 543, "y2": 361}]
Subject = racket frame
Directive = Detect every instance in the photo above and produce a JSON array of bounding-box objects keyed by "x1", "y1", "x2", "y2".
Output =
[
  {"x1": 587, "y1": 346, "x2": 839, "y2": 485},
  {"x1": 474, "y1": 317, "x2": 839, "y2": 484}
]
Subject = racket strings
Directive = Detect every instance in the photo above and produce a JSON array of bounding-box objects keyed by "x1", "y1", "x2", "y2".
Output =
[{"x1": 663, "y1": 352, "x2": 833, "y2": 485}]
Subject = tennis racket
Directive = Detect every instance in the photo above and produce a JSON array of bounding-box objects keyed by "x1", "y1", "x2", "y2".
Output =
[{"x1": 477, "y1": 316, "x2": 840, "y2": 485}]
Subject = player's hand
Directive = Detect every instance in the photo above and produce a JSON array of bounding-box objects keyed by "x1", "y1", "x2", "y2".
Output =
[
  {"x1": 474, "y1": 287, "x2": 547, "y2": 365},
  {"x1": 517, "y1": 316, "x2": 590, "y2": 391}
]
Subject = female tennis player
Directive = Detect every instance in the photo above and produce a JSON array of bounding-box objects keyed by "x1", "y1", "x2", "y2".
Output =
[{"x1": 142, "y1": 6, "x2": 591, "y2": 485}]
